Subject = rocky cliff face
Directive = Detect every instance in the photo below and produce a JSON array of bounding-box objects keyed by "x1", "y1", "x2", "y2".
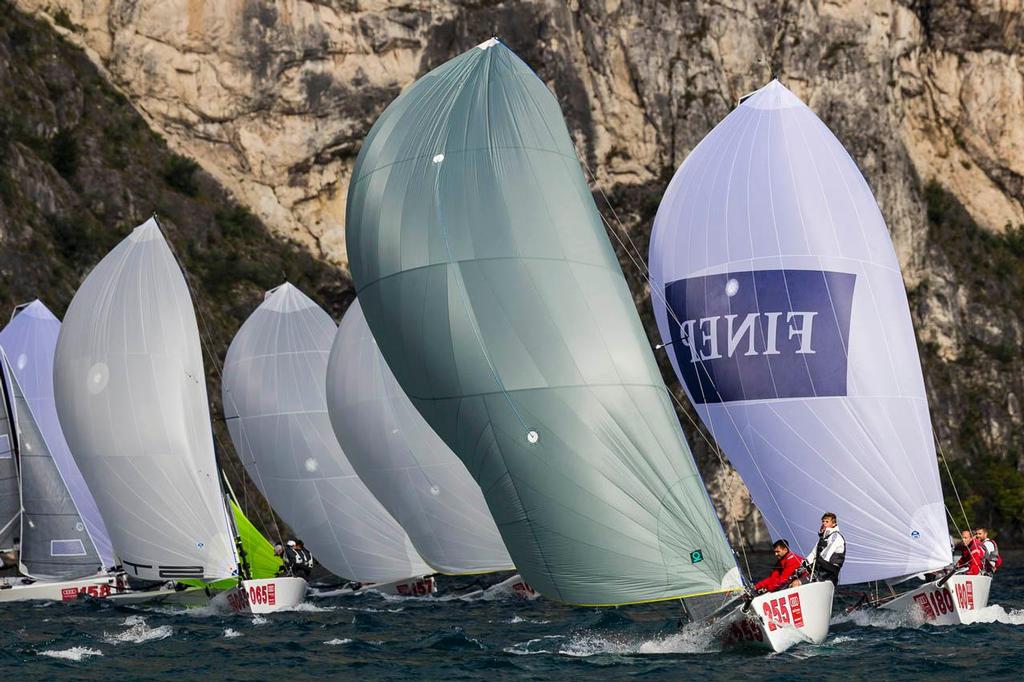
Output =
[{"x1": 9, "y1": 0, "x2": 1024, "y2": 545}]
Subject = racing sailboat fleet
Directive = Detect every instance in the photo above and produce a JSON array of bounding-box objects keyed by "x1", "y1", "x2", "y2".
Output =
[{"x1": 0, "y1": 35, "x2": 997, "y2": 647}]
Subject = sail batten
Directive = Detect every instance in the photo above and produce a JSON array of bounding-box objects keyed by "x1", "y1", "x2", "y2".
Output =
[
  {"x1": 53, "y1": 218, "x2": 237, "y2": 581},
  {"x1": 650, "y1": 80, "x2": 952, "y2": 585},
  {"x1": 347, "y1": 40, "x2": 739, "y2": 605},
  {"x1": 223, "y1": 283, "x2": 432, "y2": 584}
]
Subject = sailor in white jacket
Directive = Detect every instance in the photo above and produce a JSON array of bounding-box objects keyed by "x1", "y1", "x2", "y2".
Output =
[{"x1": 804, "y1": 512, "x2": 846, "y2": 585}]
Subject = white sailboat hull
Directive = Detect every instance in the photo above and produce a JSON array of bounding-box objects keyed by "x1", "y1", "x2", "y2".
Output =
[
  {"x1": 716, "y1": 581, "x2": 834, "y2": 652},
  {"x1": 485, "y1": 574, "x2": 540, "y2": 600},
  {"x1": 215, "y1": 577, "x2": 308, "y2": 614},
  {"x1": 0, "y1": 573, "x2": 124, "y2": 603},
  {"x1": 877, "y1": 574, "x2": 991, "y2": 625}
]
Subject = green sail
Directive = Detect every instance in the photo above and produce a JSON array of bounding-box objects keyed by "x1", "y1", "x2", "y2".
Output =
[
  {"x1": 182, "y1": 501, "x2": 282, "y2": 590},
  {"x1": 346, "y1": 39, "x2": 740, "y2": 605}
]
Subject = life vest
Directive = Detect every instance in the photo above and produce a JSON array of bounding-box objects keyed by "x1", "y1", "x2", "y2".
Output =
[{"x1": 982, "y1": 538, "x2": 1001, "y2": 573}]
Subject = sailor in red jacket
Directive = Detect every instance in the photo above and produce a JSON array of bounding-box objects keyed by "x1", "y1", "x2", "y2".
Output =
[
  {"x1": 955, "y1": 530, "x2": 985, "y2": 576},
  {"x1": 755, "y1": 539, "x2": 804, "y2": 593}
]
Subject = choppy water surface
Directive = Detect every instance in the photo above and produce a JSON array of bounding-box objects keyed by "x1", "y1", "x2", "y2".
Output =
[{"x1": 3, "y1": 552, "x2": 1022, "y2": 680}]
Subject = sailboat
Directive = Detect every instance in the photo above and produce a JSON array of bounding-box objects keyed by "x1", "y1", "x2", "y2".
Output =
[
  {"x1": 649, "y1": 80, "x2": 982, "y2": 629},
  {"x1": 342, "y1": 35, "x2": 803, "y2": 641},
  {"x1": 0, "y1": 347, "x2": 123, "y2": 603},
  {"x1": 222, "y1": 282, "x2": 434, "y2": 597},
  {"x1": 326, "y1": 300, "x2": 536, "y2": 598},
  {"x1": 0, "y1": 301, "x2": 115, "y2": 572},
  {"x1": 53, "y1": 217, "x2": 306, "y2": 613}
]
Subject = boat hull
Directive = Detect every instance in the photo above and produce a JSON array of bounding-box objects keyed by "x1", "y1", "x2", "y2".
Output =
[
  {"x1": 716, "y1": 581, "x2": 834, "y2": 652},
  {"x1": 0, "y1": 573, "x2": 125, "y2": 603},
  {"x1": 215, "y1": 577, "x2": 308, "y2": 614},
  {"x1": 877, "y1": 574, "x2": 991, "y2": 625},
  {"x1": 311, "y1": 575, "x2": 438, "y2": 599},
  {"x1": 485, "y1": 574, "x2": 540, "y2": 600}
]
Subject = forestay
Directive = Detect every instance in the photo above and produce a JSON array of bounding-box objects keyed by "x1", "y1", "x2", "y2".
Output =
[
  {"x1": 649, "y1": 80, "x2": 951, "y2": 584},
  {"x1": 346, "y1": 39, "x2": 739, "y2": 605},
  {"x1": 223, "y1": 283, "x2": 431, "y2": 584},
  {"x1": 0, "y1": 353, "x2": 20, "y2": 550},
  {"x1": 53, "y1": 218, "x2": 237, "y2": 581},
  {"x1": 6, "y1": 363, "x2": 103, "y2": 580},
  {"x1": 327, "y1": 300, "x2": 514, "y2": 576},
  {"x1": 0, "y1": 300, "x2": 115, "y2": 569}
]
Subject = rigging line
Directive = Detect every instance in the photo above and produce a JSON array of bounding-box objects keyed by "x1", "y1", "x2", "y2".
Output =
[
  {"x1": 919, "y1": 374, "x2": 971, "y2": 533},
  {"x1": 579, "y1": 159, "x2": 755, "y2": 574}
]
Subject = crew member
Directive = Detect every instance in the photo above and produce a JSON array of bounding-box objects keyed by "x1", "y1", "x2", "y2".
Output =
[
  {"x1": 754, "y1": 539, "x2": 803, "y2": 594},
  {"x1": 956, "y1": 529, "x2": 984, "y2": 575},
  {"x1": 953, "y1": 529, "x2": 972, "y2": 563},
  {"x1": 293, "y1": 539, "x2": 314, "y2": 579},
  {"x1": 976, "y1": 528, "x2": 1001, "y2": 575},
  {"x1": 804, "y1": 512, "x2": 845, "y2": 585},
  {"x1": 273, "y1": 544, "x2": 288, "y2": 576}
]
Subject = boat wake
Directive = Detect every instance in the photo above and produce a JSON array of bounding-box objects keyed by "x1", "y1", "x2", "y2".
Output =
[
  {"x1": 505, "y1": 625, "x2": 718, "y2": 657},
  {"x1": 102, "y1": 615, "x2": 173, "y2": 645},
  {"x1": 38, "y1": 646, "x2": 103, "y2": 661},
  {"x1": 833, "y1": 603, "x2": 1024, "y2": 629}
]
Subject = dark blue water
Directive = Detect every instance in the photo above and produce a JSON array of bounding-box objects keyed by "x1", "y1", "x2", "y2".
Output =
[{"x1": 3, "y1": 552, "x2": 1022, "y2": 680}]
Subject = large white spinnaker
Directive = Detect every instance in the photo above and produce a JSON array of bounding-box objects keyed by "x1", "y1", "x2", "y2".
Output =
[
  {"x1": 327, "y1": 300, "x2": 514, "y2": 576},
  {"x1": 222, "y1": 283, "x2": 431, "y2": 584},
  {"x1": 649, "y1": 80, "x2": 951, "y2": 585},
  {"x1": 53, "y1": 218, "x2": 237, "y2": 581}
]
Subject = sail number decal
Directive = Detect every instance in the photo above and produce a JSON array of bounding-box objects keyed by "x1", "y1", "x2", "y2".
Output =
[
  {"x1": 913, "y1": 589, "x2": 955, "y2": 620},
  {"x1": 396, "y1": 577, "x2": 435, "y2": 596},
  {"x1": 761, "y1": 593, "x2": 805, "y2": 631},
  {"x1": 724, "y1": 618, "x2": 763, "y2": 643},
  {"x1": 248, "y1": 582, "x2": 276, "y2": 606},
  {"x1": 955, "y1": 581, "x2": 974, "y2": 610},
  {"x1": 60, "y1": 583, "x2": 116, "y2": 601},
  {"x1": 665, "y1": 270, "x2": 856, "y2": 404},
  {"x1": 512, "y1": 581, "x2": 536, "y2": 598}
]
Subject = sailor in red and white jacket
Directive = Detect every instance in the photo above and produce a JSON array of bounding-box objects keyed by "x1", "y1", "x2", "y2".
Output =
[
  {"x1": 976, "y1": 528, "x2": 1002, "y2": 575},
  {"x1": 754, "y1": 539, "x2": 803, "y2": 594}
]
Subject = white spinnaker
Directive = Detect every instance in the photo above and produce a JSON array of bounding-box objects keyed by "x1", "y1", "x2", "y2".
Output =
[
  {"x1": 223, "y1": 283, "x2": 431, "y2": 583},
  {"x1": 53, "y1": 218, "x2": 237, "y2": 581},
  {"x1": 649, "y1": 80, "x2": 951, "y2": 585},
  {"x1": 327, "y1": 301, "x2": 514, "y2": 575}
]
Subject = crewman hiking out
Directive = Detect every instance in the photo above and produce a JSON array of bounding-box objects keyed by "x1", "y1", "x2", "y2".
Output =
[
  {"x1": 754, "y1": 539, "x2": 803, "y2": 594},
  {"x1": 286, "y1": 539, "x2": 313, "y2": 580},
  {"x1": 803, "y1": 512, "x2": 845, "y2": 585}
]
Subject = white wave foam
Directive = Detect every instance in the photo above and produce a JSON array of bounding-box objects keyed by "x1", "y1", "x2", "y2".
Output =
[
  {"x1": 343, "y1": 606, "x2": 404, "y2": 614},
  {"x1": 504, "y1": 615, "x2": 551, "y2": 625},
  {"x1": 324, "y1": 638, "x2": 352, "y2": 646},
  {"x1": 39, "y1": 647, "x2": 103, "y2": 661},
  {"x1": 831, "y1": 608, "x2": 908, "y2": 630},
  {"x1": 504, "y1": 635, "x2": 563, "y2": 656},
  {"x1": 828, "y1": 635, "x2": 858, "y2": 645},
  {"x1": 224, "y1": 629, "x2": 241, "y2": 639},
  {"x1": 970, "y1": 604, "x2": 1024, "y2": 625},
  {"x1": 102, "y1": 615, "x2": 173, "y2": 645},
  {"x1": 251, "y1": 615, "x2": 268, "y2": 626}
]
